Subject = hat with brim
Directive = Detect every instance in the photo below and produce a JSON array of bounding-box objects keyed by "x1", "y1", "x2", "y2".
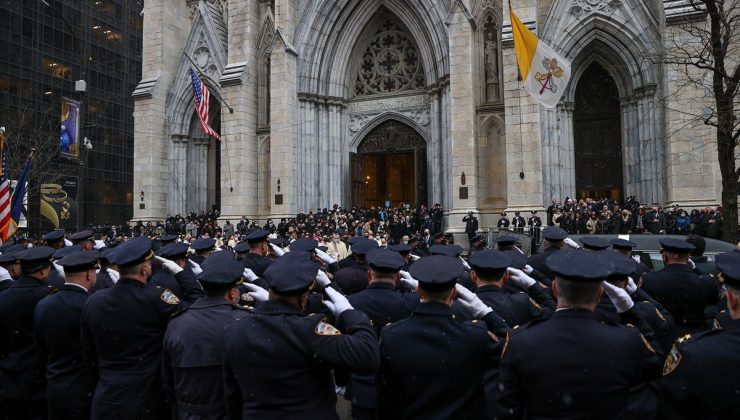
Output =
[
  {"x1": 58, "y1": 250, "x2": 100, "y2": 273},
  {"x1": 545, "y1": 250, "x2": 615, "y2": 282},
  {"x1": 110, "y1": 237, "x2": 155, "y2": 267},
  {"x1": 197, "y1": 260, "x2": 244, "y2": 287},
  {"x1": 18, "y1": 246, "x2": 55, "y2": 274},
  {"x1": 409, "y1": 255, "x2": 463, "y2": 292},
  {"x1": 264, "y1": 251, "x2": 319, "y2": 294}
]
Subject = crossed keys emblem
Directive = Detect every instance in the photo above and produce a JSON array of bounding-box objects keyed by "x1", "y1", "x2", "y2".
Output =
[{"x1": 534, "y1": 58, "x2": 565, "y2": 94}]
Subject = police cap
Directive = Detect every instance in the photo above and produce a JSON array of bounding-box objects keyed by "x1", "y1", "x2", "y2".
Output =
[
  {"x1": 500, "y1": 249, "x2": 527, "y2": 270},
  {"x1": 42, "y1": 230, "x2": 65, "y2": 242},
  {"x1": 159, "y1": 234, "x2": 178, "y2": 244},
  {"x1": 659, "y1": 238, "x2": 695, "y2": 254},
  {"x1": 18, "y1": 246, "x2": 55, "y2": 274},
  {"x1": 429, "y1": 244, "x2": 463, "y2": 258},
  {"x1": 110, "y1": 236, "x2": 154, "y2": 267},
  {"x1": 191, "y1": 237, "x2": 216, "y2": 252},
  {"x1": 409, "y1": 255, "x2": 463, "y2": 292},
  {"x1": 597, "y1": 250, "x2": 635, "y2": 278},
  {"x1": 53, "y1": 245, "x2": 82, "y2": 260},
  {"x1": 580, "y1": 236, "x2": 611, "y2": 251},
  {"x1": 0, "y1": 251, "x2": 20, "y2": 266},
  {"x1": 264, "y1": 251, "x2": 319, "y2": 294},
  {"x1": 70, "y1": 230, "x2": 94, "y2": 243},
  {"x1": 542, "y1": 227, "x2": 568, "y2": 242},
  {"x1": 468, "y1": 250, "x2": 512, "y2": 275},
  {"x1": 611, "y1": 239, "x2": 637, "y2": 250},
  {"x1": 290, "y1": 238, "x2": 319, "y2": 252},
  {"x1": 58, "y1": 250, "x2": 100, "y2": 273},
  {"x1": 100, "y1": 247, "x2": 116, "y2": 264},
  {"x1": 350, "y1": 238, "x2": 379, "y2": 255},
  {"x1": 545, "y1": 249, "x2": 614, "y2": 282},
  {"x1": 245, "y1": 230, "x2": 269, "y2": 244},
  {"x1": 233, "y1": 241, "x2": 250, "y2": 253},
  {"x1": 494, "y1": 235, "x2": 518, "y2": 246},
  {"x1": 156, "y1": 242, "x2": 189, "y2": 260},
  {"x1": 202, "y1": 249, "x2": 235, "y2": 268},
  {"x1": 389, "y1": 243, "x2": 411, "y2": 254},
  {"x1": 197, "y1": 259, "x2": 243, "y2": 286},
  {"x1": 716, "y1": 251, "x2": 740, "y2": 289},
  {"x1": 367, "y1": 249, "x2": 405, "y2": 273}
]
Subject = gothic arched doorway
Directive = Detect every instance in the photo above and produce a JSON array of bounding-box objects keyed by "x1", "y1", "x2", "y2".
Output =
[
  {"x1": 351, "y1": 120, "x2": 427, "y2": 208},
  {"x1": 574, "y1": 62, "x2": 623, "y2": 201}
]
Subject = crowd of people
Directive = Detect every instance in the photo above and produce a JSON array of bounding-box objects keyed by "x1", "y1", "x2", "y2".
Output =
[{"x1": 0, "y1": 216, "x2": 738, "y2": 419}]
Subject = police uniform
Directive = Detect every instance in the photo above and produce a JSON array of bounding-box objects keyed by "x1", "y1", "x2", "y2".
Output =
[
  {"x1": 526, "y1": 227, "x2": 567, "y2": 280},
  {"x1": 34, "y1": 251, "x2": 99, "y2": 419},
  {"x1": 162, "y1": 260, "x2": 250, "y2": 419},
  {"x1": 150, "y1": 242, "x2": 191, "y2": 298},
  {"x1": 222, "y1": 251, "x2": 379, "y2": 420},
  {"x1": 579, "y1": 235, "x2": 611, "y2": 251},
  {"x1": 497, "y1": 213, "x2": 510, "y2": 229},
  {"x1": 70, "y1": 230, "x2": 95, "y2": 250},
  {"x1": 0, "y1": 250, "x2": 20, "y2": 291},
  {"x1": 333, "y1": 239, "x2": 378, "y2": 295},
  {"x1": 48, "y1": 246, "x2": 80, "y2": 290},
  {"x1": 468, "y1": 234, "x2": 486, "y2": 254},
  {"x1": 240, "y1": 230, "x2": 273, "y2": 277},
  {"x1": 42, "y1": 230, "x2": 66, "y2": 249},
  {"x1": 612, "y1": 239, "x2": 651, "y2": 280},
  {"x1": 388, "y1": 243, "x2": 413, "y2": 271},
  {"x1": 90, "y1": 248, "x2": 117, "y2": 294},
  {"x1": 496, "y1": 250, "x2": 664, "y2": 419},
  {"x1": 657, "y1": 250, "x2": 740, "y2": 419},
  {"x1": 379, "y1": 255, "x2": 504, "y2": 420},
  {"x1": 0, "y1": 246, "x2": 57, "y2": 419},
  {"x1": 642, "y1": 238, "x2": 719, "y2": 350},
  {"x1": 512, "y1": 213, "x2": 526, "y2": 234},
  {"x1": 189, "y1": 237, "x2": 216, "y2": 265},
  {"x1": 81, "y1": 237, "x2": 201, "y2": 419},
  {"x1": 470, "y1": 250, "x2": 555, "y2": 328}
]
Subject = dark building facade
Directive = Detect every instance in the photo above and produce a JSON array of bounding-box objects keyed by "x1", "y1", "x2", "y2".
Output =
[{"x1": 0, "y1": 0, "x2": 142, "y2": 232}]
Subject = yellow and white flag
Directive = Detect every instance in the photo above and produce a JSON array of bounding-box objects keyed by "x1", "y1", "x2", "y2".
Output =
[{"x1": 510, "y1": 9, "x2": 571, "y2": 108}]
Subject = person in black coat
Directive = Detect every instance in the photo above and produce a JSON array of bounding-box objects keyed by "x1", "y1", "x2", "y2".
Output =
[
  {"x1": 0, "y1": 246, "x2": 57, "y2": 419},
  {"x1": 81, "y1": 237, "x2": 202, "y2": 420},
  {"x1": 34, "y1": 250, "x2": 100, "y2": 420},
  {"x1": 496, "y1": 250, "x2": 664, "y2": 419},
  {"x1": 89, "y1": 248, "x2": 117, "y2": 295},
  {"x1": 333, "y1": 239, "x2": 378, "y2": 295},
  {"x1": 378, "y1": 255, "x2": 506, "y2": 420},
  {"x1": 223, "y1": 251, "x2": 379, "y2": 420},
  {"x1": 240, "y1": 230, "x2": 274, "y2": 277},
  {"x1": 162, "y1": 260, "x2": 250, "y2": 419},
  {"x1": 657, "y1": 251, "x2": 740, "y2": 419},
  {"x1": 149, "y1": 242, "x2": 191, "y2": 299},
  {"x1": 527, "y1": 227, "x2": 568, "y2": 280},
  {"x1": 463, "y1": 211, "x2": 479, "y2": 241},
  {"x1": 188, "y1": 237, "x2": 215, "y2": 265},
  {"x1": 642, "y1": 238, "x2": 719, "y2": 350}
]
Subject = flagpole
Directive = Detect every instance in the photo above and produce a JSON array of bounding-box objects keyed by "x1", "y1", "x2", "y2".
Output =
[
  {"x1": 181, "y1": 50, "x2": 234, "y2": 114},
  {"x1": 510, "y1": 0, "x2": 525, "y2": 180}
]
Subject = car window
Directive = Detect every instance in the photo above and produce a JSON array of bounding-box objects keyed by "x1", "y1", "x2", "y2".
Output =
[{"x1": 648, "y1": 253, "x2": 664, "y2": 271}]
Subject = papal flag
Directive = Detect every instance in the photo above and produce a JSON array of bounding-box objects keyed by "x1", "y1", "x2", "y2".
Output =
[{"x1": 510, "y1": 7, "x2": 571, "y2": 108}]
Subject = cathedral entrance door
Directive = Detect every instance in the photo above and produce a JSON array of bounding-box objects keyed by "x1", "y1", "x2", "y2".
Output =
[
  {"x1": 574, "y1": 63, "x2": 623, "y2": 202},
  {"x1": 351, "y1": 120, "x2": 427, "y2": 208}
]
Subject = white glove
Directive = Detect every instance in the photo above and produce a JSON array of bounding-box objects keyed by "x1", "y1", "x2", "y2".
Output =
[
  {"x1": 409, "y1": 254, "x2": 420, "y2": 261},
  {"x1": 459, "y1": 256, "x2": 471, "y2": 270},
  {"x1": 626, "y1": 277, "x2": 638, "y2": 294},
  {"x1": 631, "y1": 255, "x2": 641, "y2": 264},
  {"x1": 564, "y1": 238, "x2": 580, "y2": 249},
  {"x1": 523, "y1": 264, "x2": 534, "y2": 274},
  {"x1": 688, "y1": 258, "x2": 696, "y2": 270},
  {"x1": 0, "y1": 266, "x2": 11, "y2": 281},
  {"x1": 242, "y1": 268, "x2": 259, "y2": 282},
  {"x1": 455, "y1": 284, "x2": 493, "y2": 319},
  {"x1": 107, "y1": 268, "x2": 120, "y2": 284},
  {"x1": 323, "y1": 287, "x2": 353, "y2": 317},
  {"x1": 244, "y1": 282, "x2": 269, "y2": 302},
  {"x1": 52, "y1": 261, "x2": 65, "y2": 277},
  {"x1": 507, "y1": 267, "x2": 536, "y2": 288},
  {"x1": 602, "y1": 281, "x2": 634, "y2": 313},
  {"x1": 269, "y1": 243, "x2": 285, "y2": 257},
  {"x1": 399, "y1": 270, "x2": 419, "y2": 289},
  {"x1": 315, "y1": 248, "x2": 336, "y2": 265},
  {"x1": 315, "y1": 270, "x2": 331, "y2": 288},
  {"x1": 188, "y1": 259, "x2": 203, "y2": 275},
  {"x1": 155, "y1": 256, "x2": 184, "y2": 275}
]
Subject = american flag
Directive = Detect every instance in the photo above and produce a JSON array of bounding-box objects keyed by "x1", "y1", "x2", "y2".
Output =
[
  {"x1": 190, "y1": 68, "x2": 221, "y2": 140},
  {"x1": 0, "y1": 147, "x2": 11, "y2": 241}
]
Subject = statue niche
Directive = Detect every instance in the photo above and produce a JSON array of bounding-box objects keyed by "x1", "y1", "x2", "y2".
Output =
[{"x1": 482, "y1": 14, "x2": 500, "y2": 103}]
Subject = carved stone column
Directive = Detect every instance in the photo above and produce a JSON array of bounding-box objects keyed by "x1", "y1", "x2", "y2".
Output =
[{"x1": 168, "y1": 136, "x2": 188, "y2": 215}]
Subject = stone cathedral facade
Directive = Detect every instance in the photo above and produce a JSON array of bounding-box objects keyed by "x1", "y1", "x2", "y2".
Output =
[{"x1": 133, "y1": 0, "x2": 721, "y2": 237}]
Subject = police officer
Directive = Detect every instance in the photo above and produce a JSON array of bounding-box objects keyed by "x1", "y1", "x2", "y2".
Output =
[
  {"x1": 388, "y1": 243, "x2": 413, "y2": 271},
  {"x1": 611, "y1": 239, "x2": 651, "y2": 280},
  {"x1": 0, "y1": 248, "x2": 22, "y2": 287},
  {"x1": 150, "y1": 242, "x2": 192, "y2": 299},
  {"x1": 48, "y1": 246, "x2": 79, "y2": 290},
  {"x1": 468, "y1": 234, "x2": 486, "y2": 255},
  {"x1": 463, "y1": 211, "x2": 479, "y2": 241},
  {"x1": 0, "y1": 246, "x2": 57, "y2": 419},
  {"x1": 512, "y1": 211, "x2": 526, "y2": 234},
  {"x1": 579, "y1": 235, "x2": 611, "y2": 251},
  {"x1": 70, "y1": 230, "x2": 95, "y2": 251},
  {"x1": 34, "y1": 250, "x2": 99, "y2": 420},
  {"x1": 497, "y1": 212, "x2": 510, "y2": 229},
  {"x1": 332, "y1": 238, "x2": 378, "y2": 295},
  {"x1": 162, "y1": 260, "x2": 250, "y2": 419},
  {"x1": 528, "y1": 211, "x2": 543, "y2": 244},
  {"x1": 222, "y1": 251, "x2": 379, "y2": 419},
  {"x1": 42, "y1": 230, "x2": 66, "y2": 250},
  {"x1": 494, "y1": 235, "x2": 519, "y2": 252},
  {"x1": 81, "y1": 237, "x2": 202, "y2": 419},
  {"x1": 496, "y1": 250, "x2": 664, "y2": 418},
  {"x1": 642, "y1": 238, "x2": 719, "y2": 350},
  {"x1": 233, "y1": 240, "x2": 250, "y2": 260},
  {"x1": 90, "y1": 248, "x2": 117, "y2": 294},
  {"x1": 378, "y1": 255, "x2": 505, "y2": 419},
  {"x1": 189, "y1": 237, "x2": 216, "y2": 265},
  {"x1": 657, "y1": 250, "x2": 740, "y2": 419},
  {"x1": 527, "y1": 227, "x2": 568, "y2": 280},
  {"x1": 685, "y1": 234, "x2": 715, "y2": 275},
  {"x1": 240, "y1": 230, "x2": 274, "y2": 277}
]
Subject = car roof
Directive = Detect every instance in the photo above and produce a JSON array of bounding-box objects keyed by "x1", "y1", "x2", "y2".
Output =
[{"x1": 539, "y1": 234, "x2": 735, "y2": 254}]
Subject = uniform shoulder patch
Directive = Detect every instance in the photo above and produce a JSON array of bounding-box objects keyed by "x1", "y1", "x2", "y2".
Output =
[
  {"x1": 315, "y1": 319, "x2": 342, "y2": 336},
  {"x1": 663, "y1": 344, "x2": 682, "y2": 375},
  {"x1": 160, "y1": 289, "x2": 180, "y2": 305}
]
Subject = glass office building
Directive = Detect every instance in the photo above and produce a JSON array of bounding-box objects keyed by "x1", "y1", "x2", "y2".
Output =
[{"x1": 0, "y1": 0, "x2": 142, "y2": 232}]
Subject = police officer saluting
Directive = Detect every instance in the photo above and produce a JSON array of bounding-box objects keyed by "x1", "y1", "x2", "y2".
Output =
[
  {"x1": 332, "y1": 238, "x2": 378, "y2": 295},
  {"x1": 240, "y1": 230, "x2": 274, "y2": 277},
  {"x1": 0, "y1": 246, "x2": 57, "y2": 419},
  {"x1": 222, "y1": 251, "x2": 379, "y2": 419},
  {"x1": 81, "y1": 237, "x2": 201, "y2": 419},
  {"x1": 189, "y1": 237, "x2": 216, "y2": 265},
  {"x1": 34, "y1": 250, "x2": 99, "y2": 420},
  {"x1": 162, "y1": 260, "x2": 250, "y2": 419},
  {"x1": 657, "y1": 250, "x2": 740, "y2": 419}
]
